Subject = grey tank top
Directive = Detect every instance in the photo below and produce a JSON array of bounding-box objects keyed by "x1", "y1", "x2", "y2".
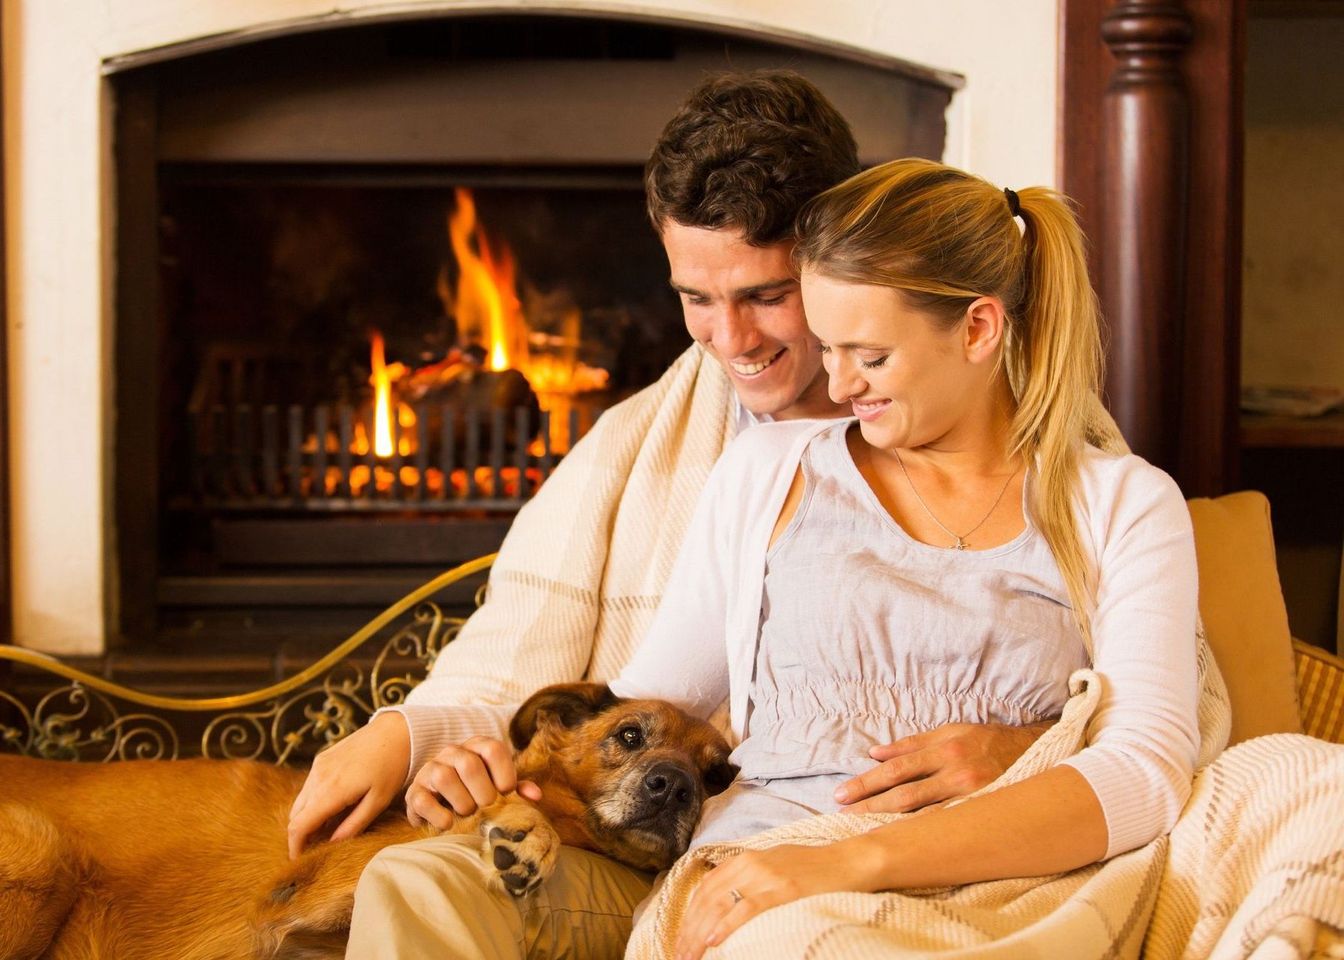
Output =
[{"x1": 731, "y1": 420, "x2": 1088, "y2": 783}]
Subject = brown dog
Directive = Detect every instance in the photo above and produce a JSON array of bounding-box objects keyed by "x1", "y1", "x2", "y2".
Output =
[{"x1": 0, "y1": 682, "x2": 736, "y2": 960}]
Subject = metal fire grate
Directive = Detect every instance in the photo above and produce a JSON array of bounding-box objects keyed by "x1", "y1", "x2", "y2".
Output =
[
  {"x1": 187, "y1": 401, "x2": 594, "y2": 512},
  {"x1": 179, "y1": 343, "x2": 602, "y2": 513}
]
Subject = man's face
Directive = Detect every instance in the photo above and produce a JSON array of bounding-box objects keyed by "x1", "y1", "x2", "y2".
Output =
[{"x1": 661, "y1": 223, "x2": 838, "y2": 421}]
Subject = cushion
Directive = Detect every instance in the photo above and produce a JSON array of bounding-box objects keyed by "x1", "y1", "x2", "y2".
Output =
[{"x1": 1187, "y1": 491, "x2": 1302, "y2": 745}]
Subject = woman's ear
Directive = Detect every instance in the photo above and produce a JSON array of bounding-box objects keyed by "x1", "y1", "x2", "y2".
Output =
[{"x1": 962, "y1": 296, "x2": 1006, "y2": 363}]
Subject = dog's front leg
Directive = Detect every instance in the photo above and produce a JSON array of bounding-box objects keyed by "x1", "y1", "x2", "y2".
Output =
[{"x1": 467, "y1": 795, "x2": 562, "y2": 898}]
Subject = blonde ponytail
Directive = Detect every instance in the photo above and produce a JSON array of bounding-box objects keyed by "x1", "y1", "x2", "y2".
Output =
[{"x1": 1007, "y1": 189, "x2": 1105, "y2": 642}]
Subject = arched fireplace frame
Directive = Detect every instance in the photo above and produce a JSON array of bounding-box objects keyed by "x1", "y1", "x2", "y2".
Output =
[{"x1": 104, "y1": 8, "x2": 959, "y2": 648}]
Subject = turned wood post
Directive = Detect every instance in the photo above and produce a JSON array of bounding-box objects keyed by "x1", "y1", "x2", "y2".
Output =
[{"x1": 1099, "y1": 1, "x2": 1193, "y2": 469}]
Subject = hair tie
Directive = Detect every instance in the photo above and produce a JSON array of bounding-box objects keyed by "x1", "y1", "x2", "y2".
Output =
[{"x1": 1003, "y1": 187, "x2": 1022, "y2": 218}]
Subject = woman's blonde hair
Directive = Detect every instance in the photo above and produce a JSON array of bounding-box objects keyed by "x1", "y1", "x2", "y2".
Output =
[{"x1": 794, "y1": 158, "x2": 1104, "y2": 636}]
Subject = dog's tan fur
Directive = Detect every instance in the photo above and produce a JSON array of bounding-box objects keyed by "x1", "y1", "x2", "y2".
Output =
[{"x1": 0, "y1": 683, "x2": 735, "y2": 960}]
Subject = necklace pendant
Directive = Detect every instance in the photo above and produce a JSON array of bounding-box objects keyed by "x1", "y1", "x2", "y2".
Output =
[{"x1": 954, "y1": 538, "x2": 967, "y2": 550}]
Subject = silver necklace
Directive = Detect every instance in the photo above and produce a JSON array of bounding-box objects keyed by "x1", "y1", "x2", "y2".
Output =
[{"x1": 893, "y1": 450, "x2": 1018, "y2": 551}]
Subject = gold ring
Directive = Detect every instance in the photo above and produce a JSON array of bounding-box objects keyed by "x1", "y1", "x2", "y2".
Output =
[{"x1": 729, "y1": 887, "x2": 744, "y2": 904}]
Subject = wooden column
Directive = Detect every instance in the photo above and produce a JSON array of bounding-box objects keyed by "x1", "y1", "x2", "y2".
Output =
[
  {"x1": 1062, "y1": 0, "x2": 1242, "y2": 495},
  {"x1": 1099, "y1": 1, "x2": 1193, "y2": 470},
  {"x1": 1175, "y1": 0, "x2": 1244, "y2": 496}
]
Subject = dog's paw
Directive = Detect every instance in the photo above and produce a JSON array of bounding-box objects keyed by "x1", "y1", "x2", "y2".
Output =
[{"x1": 479, "y1": 798, "x2": 560, "y2": 898}]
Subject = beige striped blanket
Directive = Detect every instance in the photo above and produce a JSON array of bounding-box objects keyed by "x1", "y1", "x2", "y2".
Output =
[{"x1": 627, "y1": 639, "x2": 1344, "y2": 959}]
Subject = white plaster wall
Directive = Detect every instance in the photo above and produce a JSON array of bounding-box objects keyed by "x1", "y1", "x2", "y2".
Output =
[{"x1": 4, "y1": 0, "x2": 1059, "y2": 654}]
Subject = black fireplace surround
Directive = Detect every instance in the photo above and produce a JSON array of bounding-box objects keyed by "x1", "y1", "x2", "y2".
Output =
[{"x1": 108, "y1": 13, "x2": 954, "y2": 650}]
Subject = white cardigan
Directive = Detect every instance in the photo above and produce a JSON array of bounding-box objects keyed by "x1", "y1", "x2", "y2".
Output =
[{"x1": 610, "y1": 418, "x2": 1201, "y2": 859}]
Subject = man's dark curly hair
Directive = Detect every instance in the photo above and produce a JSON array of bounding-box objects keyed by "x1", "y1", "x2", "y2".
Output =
[{"x1": 644, "y1": 70, "x2": 860, "y2": 246}]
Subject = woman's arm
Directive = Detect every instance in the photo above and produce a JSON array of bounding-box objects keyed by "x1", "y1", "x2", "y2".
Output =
[
  {"x1": 1060, "y1": 459, "x2": 1200, "y2": 856},
  {"x1": 676, "y1": 764, "x2": 1106, "y2": 958}
]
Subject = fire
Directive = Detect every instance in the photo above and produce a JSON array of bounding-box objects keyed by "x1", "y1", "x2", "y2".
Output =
[
  {"x1": 369, "y1": 332, "x2": 395, "y2": 457},
  {"x1": 446, "y1": 187, "x2": 529, "y2": 373},
  {"x1": 350, "y1": 189, "x2": 612, "y2": 470}
]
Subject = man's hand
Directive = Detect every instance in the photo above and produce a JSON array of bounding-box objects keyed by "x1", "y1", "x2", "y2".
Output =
[
  {"x1": 287, "y1": 711, "x2": 413, "y2": 859},
  {"x1": 834, "y1": 720, "x2": 1054, "y2": 814},
  {"x1": 403, "y1": 736, "x2": 541, "y2": 831}
]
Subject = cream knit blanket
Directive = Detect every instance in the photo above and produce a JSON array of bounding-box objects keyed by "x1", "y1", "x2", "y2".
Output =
[{"x1": 627, "y1": 639, "x2": 1344, "y2": 959}]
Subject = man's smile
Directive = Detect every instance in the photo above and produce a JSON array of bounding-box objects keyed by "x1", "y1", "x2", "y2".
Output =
[{"x1": 728, "y1": 348, "x2": 786, "y2": 377}]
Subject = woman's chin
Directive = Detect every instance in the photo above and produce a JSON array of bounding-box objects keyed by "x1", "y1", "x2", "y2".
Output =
[{"x1": 855, "y1": 419, "x2": 899, "y2": 452}]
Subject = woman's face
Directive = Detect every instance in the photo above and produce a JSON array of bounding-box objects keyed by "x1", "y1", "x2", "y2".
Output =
[{"x1": 800, "y1": 270, "x2": 995, "y2": 452}]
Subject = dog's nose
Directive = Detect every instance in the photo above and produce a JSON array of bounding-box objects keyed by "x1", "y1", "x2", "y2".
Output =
[{"x1": 643, "y1": 763, "x2": 693, "y2": 810}]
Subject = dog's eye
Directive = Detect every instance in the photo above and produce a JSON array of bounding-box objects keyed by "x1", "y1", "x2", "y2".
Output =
[{"x1": 617, "y1": 726, "x2": 644, "y2": 749}]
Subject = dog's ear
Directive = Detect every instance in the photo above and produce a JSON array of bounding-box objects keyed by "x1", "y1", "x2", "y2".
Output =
[
  {"x1": 703, "y1": 760, "x2": 739, "y2": 797},
  {"x1": 509, "y1": 682, "x2": 621, "y2": 750}
]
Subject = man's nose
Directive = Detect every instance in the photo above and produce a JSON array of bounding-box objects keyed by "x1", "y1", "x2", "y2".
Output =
[{"x1": 710, "y1": 305, "x2": 760, "y2": 359}]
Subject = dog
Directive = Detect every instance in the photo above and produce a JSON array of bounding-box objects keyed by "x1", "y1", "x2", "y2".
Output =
[{"x1": 0, "y1": 682, "x2": 737, "y2": 960}]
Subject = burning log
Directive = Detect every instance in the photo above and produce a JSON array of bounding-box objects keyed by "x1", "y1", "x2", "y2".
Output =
[{"x1": 383, "y1": 342, "x2": 541, "y2": 463}]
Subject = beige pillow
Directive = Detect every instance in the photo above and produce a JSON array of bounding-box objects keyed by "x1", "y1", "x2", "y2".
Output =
[{"x1": 1187, "y1": 491, "x2": 1302, "y2": 745}]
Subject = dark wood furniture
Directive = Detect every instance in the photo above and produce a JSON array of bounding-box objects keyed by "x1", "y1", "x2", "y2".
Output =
[
  {"x1": 1060, "y1": 0, "x2": 1245, "y2": 497},
  {"x1": 1241, "y1": 413, "x2": 1344, "y2": 450}
]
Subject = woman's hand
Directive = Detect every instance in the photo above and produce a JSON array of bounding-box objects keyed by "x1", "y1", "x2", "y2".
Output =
[
  {"x1": 834, "y1": 720, "x2": 1053, "y2": 814},
  {"x1": 674, "y1": 842, "x2": 875, "y2": 960},
  {"x1": 287, "y1": 711, "x2": 413, "y2": 859},
  {"x1": 403, "y1": 735, "x2": 540, "y2": 830}
]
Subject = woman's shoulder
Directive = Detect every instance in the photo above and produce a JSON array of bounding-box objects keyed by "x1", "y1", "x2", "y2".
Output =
[
  {"x1": 728, "y1": 416, "x2": 844, "y2": 457},
  {"x1": 1078, "y1": 444, "x2": 1180, "y2": 494},
  {"x1": 1075, "y1": 444, "x2": 1189, "y2": 529},
  {"x1": 711, "y1": 417, "x2": 847, "y2": 485}
]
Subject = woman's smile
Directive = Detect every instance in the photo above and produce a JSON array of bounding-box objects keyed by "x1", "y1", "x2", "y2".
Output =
[{"x1": 850, "y1": 397, "x2": 891, "y2": 422}]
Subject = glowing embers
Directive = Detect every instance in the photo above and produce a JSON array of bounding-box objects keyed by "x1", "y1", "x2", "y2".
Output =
[{"x1": 190, "y1": 392, "x2": 584, "y2": 509}]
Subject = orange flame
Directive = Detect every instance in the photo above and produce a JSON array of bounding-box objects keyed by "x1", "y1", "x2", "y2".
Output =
[
  {"x1": 434, "y1": 188, "x2": 613, "y2": 454},
  {"x1": 446, "y1": 188, "x2": 528, "y2": 373},
  {"x1": 370, "y1": 332, "x2": 394, "y2": 457}
]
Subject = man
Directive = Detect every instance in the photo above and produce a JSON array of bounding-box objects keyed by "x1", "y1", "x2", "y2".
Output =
[{"x1": 289, "y1": 70, "x2": 1045, "y2": 959}]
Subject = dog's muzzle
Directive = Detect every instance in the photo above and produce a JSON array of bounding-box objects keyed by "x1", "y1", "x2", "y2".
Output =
[{"x1": 642, "y1": 762, "x2": 694, "y2": 814}]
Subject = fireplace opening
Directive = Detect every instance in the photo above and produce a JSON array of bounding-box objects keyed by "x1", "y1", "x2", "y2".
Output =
[
  {"x1": 159, "y1": 170, "x2": 683, "y2": 511},
  {"x1": 150, "y1": 167, "x2": 684, "y2": 649},
  {"x1": 109, "y1": 13, "x2": 955, "y2": 655}
]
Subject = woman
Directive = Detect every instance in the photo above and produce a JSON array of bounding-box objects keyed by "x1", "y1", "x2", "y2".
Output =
[{"x1": 603, "y1": 158, "x2": 1201, "y2": 958}]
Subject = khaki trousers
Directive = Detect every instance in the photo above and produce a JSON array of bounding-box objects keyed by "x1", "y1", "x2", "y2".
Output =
[{"x1": 345, "y1": 833, "x2": 655, "y2": 960}]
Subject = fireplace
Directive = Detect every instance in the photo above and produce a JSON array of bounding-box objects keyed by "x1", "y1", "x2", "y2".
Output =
[{"x1": 106, "y1": 13, "x2": 953, "y2": 650}]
